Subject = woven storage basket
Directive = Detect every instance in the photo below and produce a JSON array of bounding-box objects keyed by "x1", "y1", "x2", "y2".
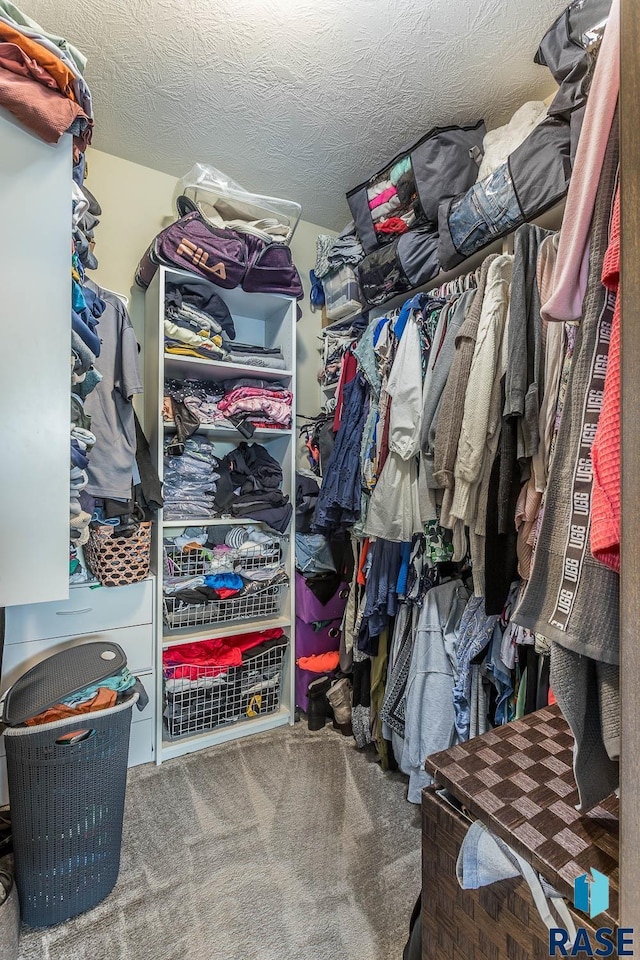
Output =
[
  {"x1": 85, "y1": 521, "x2": 151, "y2": 587},
  {"x1": 421, "y1": 789, "x2": 611, "y2": 960},
  {"x1": 5, "y1": 694, "x2": 137, "y2": 927}
]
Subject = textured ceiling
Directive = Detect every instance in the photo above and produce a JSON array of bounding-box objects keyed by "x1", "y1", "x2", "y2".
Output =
[{"x1": 28, "y1": 0, "x2": 569, "y2": 229}]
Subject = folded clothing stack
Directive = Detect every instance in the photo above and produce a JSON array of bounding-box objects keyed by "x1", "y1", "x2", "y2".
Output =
[
  {"x1": 214, "y1": 442, "x2": 293, "y2": 533},
  {"x1": 164, "y1": 307, "x2": 229, "y2": 362},
  {"x1": 163, "y1": 436, "x2": 219, "y2": 520},
  {"x1": 164, "y1": 323, "x2": 287, "y2": 368},
  {"x1": 163, "y1": 376, "x2": 292, "y2": 432},
  {"x1": 165, "y1": 276, "x2": 236, "y2": 340},
  {"x1": 163, "y1": 276, "x2": 287, "y2": 369},
  {"x1": 226, "y1": 342, "x2": 287, "y2": 370}
]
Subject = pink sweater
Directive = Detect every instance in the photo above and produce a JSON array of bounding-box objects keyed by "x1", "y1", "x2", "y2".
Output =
[{"x1": 541, "y1": 0, "x2": 620, "y2": 325}]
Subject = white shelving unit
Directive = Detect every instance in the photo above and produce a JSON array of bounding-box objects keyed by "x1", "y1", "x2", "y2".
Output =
[{"x1": 144, "y1": 265, "x2": 297, "y2": 763}]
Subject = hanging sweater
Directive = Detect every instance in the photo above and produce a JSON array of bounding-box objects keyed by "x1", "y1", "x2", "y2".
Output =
[
  {"x1": 541, "y1": 0, "x2": 620, "y2": 325},
  {"x1": 590, "y1": 184, "x2": 620, "y2": 571},
  {"x1": 450, "y1": 254, "x2": 513, "y2": 525},
  {"x1": 514, "y1": 113, "x2": 620, "y2": 812},
  {"x1": 504, "y1": 224, "x2": 551, "y2": 460},
  {"x1": 420, "y1": 289, "x2": 476, "y2": 483},
  {"x1": 432, "y1": 255, "x2": 498, "y2": 490}
]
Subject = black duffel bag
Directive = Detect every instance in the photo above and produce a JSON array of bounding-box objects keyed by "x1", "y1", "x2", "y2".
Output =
[{"x1": 358, "y1": 224, "x2": 440, "y2": 307}]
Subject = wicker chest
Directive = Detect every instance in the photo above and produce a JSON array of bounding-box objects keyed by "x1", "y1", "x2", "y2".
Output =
[{"x1": 422, "y1": 706, "x2": 619, "y2": 960}]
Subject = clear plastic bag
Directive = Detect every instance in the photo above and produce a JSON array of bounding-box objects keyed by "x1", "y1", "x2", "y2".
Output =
[{"x1": 173, "y1": 164, "x2": 302, "y2": 245}]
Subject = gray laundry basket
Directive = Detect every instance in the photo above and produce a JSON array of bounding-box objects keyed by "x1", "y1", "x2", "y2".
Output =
[{"x1": 4, "y1": 693, "x2": 137, "y2": 928}]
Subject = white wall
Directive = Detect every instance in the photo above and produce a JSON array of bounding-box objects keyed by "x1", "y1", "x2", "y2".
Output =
[{"x1": 84, "y1": 149, "x2": 333, "y2": 425}]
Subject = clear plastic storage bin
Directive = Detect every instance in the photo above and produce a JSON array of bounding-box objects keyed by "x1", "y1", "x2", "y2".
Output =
[{"x1": 322, "y1": 266, "x2": 363, "y2": 321}]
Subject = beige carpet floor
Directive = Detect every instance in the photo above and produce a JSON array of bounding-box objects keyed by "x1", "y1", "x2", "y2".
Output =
[{"x1": 17, "y1": 722, "x2": 421, "y2": 960}]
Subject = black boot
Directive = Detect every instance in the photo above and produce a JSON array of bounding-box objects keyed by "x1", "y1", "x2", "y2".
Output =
[{"x1": 307, "y1": 676, "x2": 334, "y2": 731}]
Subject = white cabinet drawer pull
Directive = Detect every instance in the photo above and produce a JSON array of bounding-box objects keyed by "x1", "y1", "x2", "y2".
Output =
[{"x1": 55, "y1": 608, "x2": 92, "y2": 616}]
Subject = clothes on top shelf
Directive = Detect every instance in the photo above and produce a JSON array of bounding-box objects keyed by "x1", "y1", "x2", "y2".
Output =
[
  {"x1": 0, "y1": 8, "x2": 93, "y2": 146},
  {"x1": 314, "y1": 230, "x2": 365, "y2": 280},
  {"x1": 226, "y1": 342, "x2": 287, "y2": 369},
  {"x1": 165, "y1": 276, "x2": 236, "y2": 340},
  {"x1": 476, "y1": 101, "x2": 548, "y2": 181},
  {"x1": 163, "y1": 285, "x2": 286, "y2": 368}
]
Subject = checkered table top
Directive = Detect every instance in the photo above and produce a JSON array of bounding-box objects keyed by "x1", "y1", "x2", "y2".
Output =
[{"x1": 425, "y1": 705, "x2": 619, "y2": 926}]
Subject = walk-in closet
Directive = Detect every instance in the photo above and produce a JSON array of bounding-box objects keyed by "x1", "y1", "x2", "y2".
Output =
[{"x1": 0, "y1": 1, "x2": 635, "y2": 958}]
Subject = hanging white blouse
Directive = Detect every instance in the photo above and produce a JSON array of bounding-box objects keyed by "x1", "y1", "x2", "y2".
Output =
[
  {"x1": 386, "y1": 313, "x2": 423, "y2": 460},
  {"x1": 365, "y1": 314, "x2": 424, "y2": 542}
]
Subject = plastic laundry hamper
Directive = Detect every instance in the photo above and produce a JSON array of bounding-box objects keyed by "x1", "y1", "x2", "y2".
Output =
[
  {"x1": 4, "y1": 696, "x2": 136, "y2": 927},
  {"x1": 1, "y1": 642, "x2": 138, "y2": 927}
]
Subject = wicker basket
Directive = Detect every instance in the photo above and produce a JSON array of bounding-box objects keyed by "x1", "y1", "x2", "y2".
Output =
[
  {"x1": 84, "y1": 522, "x2": 152, "y2": 587},
  {"x1": 163, "y1": 582, "x2": 287, "y2": 631},
  {"x1": 422, "y1": 788, "x2": 610, "y2": 960},
  {"x1": 163, "y1": 641, "x2": 288, "y2": 739}
]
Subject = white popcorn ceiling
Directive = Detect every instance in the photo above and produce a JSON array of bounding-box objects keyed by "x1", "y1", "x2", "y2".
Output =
[{"x1": 29, "y1": 0, "x2": 569, "y2": 229}]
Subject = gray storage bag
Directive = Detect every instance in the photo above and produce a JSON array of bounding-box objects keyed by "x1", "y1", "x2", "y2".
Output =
[
  {"x1": 347, "y1": 122, "x2": 485, "y2": 255},
  {"x1": 357, "y1": 225, "x2": 440, "y2": 306},
  {"x1": 535, "y1": 0, "x2": 612, "y2": 159},
  {"x1": 437, "y1": 115, "x2": 572, "y2": 272},
  {"x1": 437, "y1": 0, "x2": 611, "y2": 272}
]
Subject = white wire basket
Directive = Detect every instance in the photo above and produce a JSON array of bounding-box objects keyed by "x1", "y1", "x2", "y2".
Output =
[
  {"x1": 163, "y1": 538, "x2": 284, "y2": 578},
  {"x1": 163, "y1": 583, "x2": 287, "y2": 631},
  {"x1": 163, "y1": 641, "x2": 288, "y2": 738}
]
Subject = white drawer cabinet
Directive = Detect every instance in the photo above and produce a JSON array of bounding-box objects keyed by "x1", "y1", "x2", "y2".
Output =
[
  {"x1": 0, "y1": 624, "x2": 153, "y2": 689},
  {"x1": 5, "y1": 579, "x2": 154, "y2": 644}
]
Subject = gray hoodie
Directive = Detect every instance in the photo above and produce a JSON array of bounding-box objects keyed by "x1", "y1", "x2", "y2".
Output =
[{"x1": 401, "y1": 579, "x2": 471, "y2": 803}]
